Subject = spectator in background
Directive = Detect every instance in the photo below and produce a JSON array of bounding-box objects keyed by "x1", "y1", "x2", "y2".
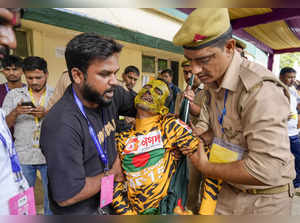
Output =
[
  {"x1": 46, "y1": 70, "x2": 70, "y2": 110},
  {"x1": 0, "y1": 55, "x2": 26, "y2": 107},
  {"x1": 116, "y1": 65, "x2": 140, "y2": 133},
  {"x1": 158, "y1": 69, "x2": 181, "y2": 113},
  {"x1": 279, "y1": 67, "x2": 300, "y2": 196},
  {"x1": 2, "y1": 56, "x2": 54, "y2": 215},
  {"x1": 0, "y1": 8, "x2": 30, "y2": 215}
]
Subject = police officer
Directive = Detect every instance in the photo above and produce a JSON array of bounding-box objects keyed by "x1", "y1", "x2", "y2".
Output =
[
  {"x1": 174, "y1": 8, "x2": 295, "y2": 215},
  {"x1": 174, "y1": 60, "x2": 204, "y2": 214}
]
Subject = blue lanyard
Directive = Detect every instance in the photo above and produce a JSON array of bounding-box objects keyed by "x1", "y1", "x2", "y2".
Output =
[
  {"x1": 217, "y1": 89, "x2": 229, "y2": 133},
  {"x1": 5, "y1": 83, "x2": 10, "y2": 93},
  {"x1": 72, "y1": 87, "x2": 109, "y2": 171},
  {"x1": 0, "y1": 131, "x2": 23, "y2": 182}
]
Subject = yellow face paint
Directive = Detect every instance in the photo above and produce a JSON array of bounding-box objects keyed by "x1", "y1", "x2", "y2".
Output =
[{"x1": 135, "y1": 80, "x2": 170, "y2": 115}]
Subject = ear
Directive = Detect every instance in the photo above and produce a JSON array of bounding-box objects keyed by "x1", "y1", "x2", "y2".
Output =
[
  {"x1": 71, "y1": 68, "x2": 84, "y2": 85},
  {"x1": 225, "y1": 39, "x2": 235, "y2": 55}
]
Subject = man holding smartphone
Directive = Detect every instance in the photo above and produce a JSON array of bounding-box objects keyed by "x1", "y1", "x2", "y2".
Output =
[{"x1": 2, "y1": 56, "x2": 54, "y2": 215}]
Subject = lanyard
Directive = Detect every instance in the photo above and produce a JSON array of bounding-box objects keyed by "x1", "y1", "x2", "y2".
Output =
[
  {"x1": 216, "y1": 89, "x2": 229, "y2": 133},
  {"x1": 5, "y1": 83, "x2": 10, "y2": 93},
  {"x1": 29, "y1": 88, "x2": 46, "y2": 126},
  {"x1": 72, "y1": 87, "x2": 109, "y2": 171},
  {"x1": 0, "y1": 131, "x2": 23, "y2": 183}
]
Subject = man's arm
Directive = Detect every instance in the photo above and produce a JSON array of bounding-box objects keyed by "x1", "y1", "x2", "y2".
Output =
[
  {"x1": 181, "y1": 143, "x2": 265, "y2": 185},
  {"x1": 58, "y1": 156, "x2": 124, "y2": 207},
  {"x1": 183, "y1": 81, "x2": 292, "y2": 186},
  {"x1": 115, "y1": 86, "x2": 136, "y2": 117},
  {"x1": 189, "y1": 102, "x2": 200, "y2": 116},
  {"x1": 3, "y1": 94, "x2": 32, "y2": 128}
]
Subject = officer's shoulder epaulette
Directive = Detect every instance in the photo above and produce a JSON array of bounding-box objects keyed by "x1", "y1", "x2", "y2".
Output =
[{"x1": 239, "y1": 62, "x2": 290, "y2": 100}]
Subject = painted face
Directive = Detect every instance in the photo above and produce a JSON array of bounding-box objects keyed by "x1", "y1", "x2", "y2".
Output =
[
  {"x1": 25, "y1": 69, "x2": 48, "y2": 92},
  {"x1": 135, "y1": 79, "x2": 170, "y2": 115}
]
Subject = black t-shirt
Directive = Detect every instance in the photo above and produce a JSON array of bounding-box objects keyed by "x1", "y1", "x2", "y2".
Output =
[
  {"x1": 40, "y1": 85, "x2": 136, "y2": 215},
  {"x1": 116, "y1": 89, "x2": 137, "y2": 133}
]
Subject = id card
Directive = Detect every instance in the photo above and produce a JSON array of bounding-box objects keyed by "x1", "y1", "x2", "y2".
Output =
[
  {"x1": 32, "y1": 126, "x2": 41, "y2": 149},
  {"x1": 9, "y1": 187, "x2": 36, "y2": 215},
  {"x1": 209, "y1": 138, "x2": 245, "y2": 163},
  {"x1": 100, "y1": 174, "x2": 114, "y2": 208}
]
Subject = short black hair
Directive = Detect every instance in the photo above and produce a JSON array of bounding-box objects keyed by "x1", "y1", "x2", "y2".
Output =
[
  {"x1": 23, "y1": 56, "x2": 48, "y2": 73},
  {"x1": 2, "y1": 55, "x2": 23, "y2": 68},
  {"x1": 161, "y1": 69, "x2": 174, "y2": 78},
  {"x1": 65, "y1": 32, "x2": 123, "y2": 82},
  {"x1": 280, "y1": 67, "x2": 296, "y2": 76},
  {"x1": 210, "y1": 29, "x2": 233, "y2": 50},
  {"x1": 124, "y1": 65, "x2": 140, "y2": 76}
]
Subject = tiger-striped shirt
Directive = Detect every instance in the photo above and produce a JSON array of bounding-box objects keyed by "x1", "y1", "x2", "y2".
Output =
[{"x1": 112, "y1": 115, "x2": 199, "y2": 215}]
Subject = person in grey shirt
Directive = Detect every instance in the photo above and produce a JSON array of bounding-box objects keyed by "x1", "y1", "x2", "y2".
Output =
[{"x1": 2, "y1": 56, "x2": 54, "y2": 215}]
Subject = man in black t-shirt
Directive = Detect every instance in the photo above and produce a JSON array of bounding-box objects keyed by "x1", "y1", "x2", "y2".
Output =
[{"x1": 40, "y1": 33, "x2": 136, "y2": 215}]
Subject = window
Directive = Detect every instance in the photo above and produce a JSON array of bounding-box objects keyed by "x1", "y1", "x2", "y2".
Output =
[
  {"x1": 12, "y1": 30, "x2": 31, "y2": 58},
  {"x1": 142, "y1": 55, "x2": 155, "y2": 73},
  {"x1": 158, "y1": 58, "x2": 168, "y2": 72}
]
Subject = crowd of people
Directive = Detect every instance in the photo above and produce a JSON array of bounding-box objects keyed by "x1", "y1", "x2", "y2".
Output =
[{"x1": 0, "y1": 7, "x2": 299, "y2": 216}]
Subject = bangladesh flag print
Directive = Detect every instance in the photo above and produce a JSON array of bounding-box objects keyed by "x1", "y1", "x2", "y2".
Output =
[{"x1": 123, "y1": 148, "x2": 165, "y2": 172}]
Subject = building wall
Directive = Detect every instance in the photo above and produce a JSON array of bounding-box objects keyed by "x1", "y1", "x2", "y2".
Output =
[{"x1": 14, "y1": 18, "x2": 185, "y2": 92}]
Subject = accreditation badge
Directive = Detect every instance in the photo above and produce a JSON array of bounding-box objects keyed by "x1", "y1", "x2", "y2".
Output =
[
  {"x1": 32, "y1": 124, "x2": 41, "y2": 149},
  {"x1": 209, "y1": 138, "x2": 245, "y2": 163},
  {"x1": 100, "y1": 174, "x2": 114, "y2": 208},
  {"x1": 9, "y1": 187, "x2": 36, "y2": 215}
]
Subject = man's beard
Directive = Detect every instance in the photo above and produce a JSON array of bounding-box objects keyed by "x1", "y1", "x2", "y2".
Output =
[
  {"x1": 82, "y1": 82, "x2": 114, "y2": 107},
  {"x1": 30, "y1": 81, "x2": 47, "y2": 93},
  {"x1": 7, "y1": 75, "x2": 21, "y2": 83}
]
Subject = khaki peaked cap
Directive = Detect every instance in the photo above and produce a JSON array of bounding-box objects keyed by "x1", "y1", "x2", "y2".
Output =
[{"x1": 173, "y1": 8, "x2": 232, "y2": 50}]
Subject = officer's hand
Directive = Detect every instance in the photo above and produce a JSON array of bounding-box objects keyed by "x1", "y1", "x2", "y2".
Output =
[
  {"x1": 172, "y1": 149, "x2": 182, "y2": 161},
  {"x1": 29, "y1": 106, "x2": 47, "y2": 119},
  {"x1": 184, "y1": 86, "x2": 195, "y2": 103},
  {"x1": 181, "y1": 142, "x2": 208, "y2": 172},
  {"x1": 110, "y1": 156, "x2": 125, "y2": 182},
  {"x1": 189, "y1": 121, "x2": 204, "y2": 137},
  {"x1": 190, "y1": 143, "x2": 208, "y2": 172}
]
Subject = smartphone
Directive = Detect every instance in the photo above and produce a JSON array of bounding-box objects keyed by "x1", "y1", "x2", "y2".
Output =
[{"x1": 21, "y1": 101, "x2": 36, "y2": 108}]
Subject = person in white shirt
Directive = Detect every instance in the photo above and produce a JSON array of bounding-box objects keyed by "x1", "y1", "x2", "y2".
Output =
[
  {"x1": 280, "y1": 67, "x2": 300, "y2": 195},
  {"x1": 0, "y1": 8, "x2": 30, "y2": 215}
]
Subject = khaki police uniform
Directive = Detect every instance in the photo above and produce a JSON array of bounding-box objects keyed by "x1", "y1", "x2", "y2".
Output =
[
  {"x1": 198, "y1": 52, "x2": 295, "y2": 215},
  {"x1": 173, "y1": 8, "x2": 296, "y2": 215}
]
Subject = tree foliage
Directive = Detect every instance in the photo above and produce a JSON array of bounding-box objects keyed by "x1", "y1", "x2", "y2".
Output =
[{"x1": 280, "y1": 53, "x2": 300, "y2": 69}]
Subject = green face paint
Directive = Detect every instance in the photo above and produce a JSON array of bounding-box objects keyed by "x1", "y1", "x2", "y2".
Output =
[{"x1": 135, "y1": 79, "x2": 170, "y2": 115}]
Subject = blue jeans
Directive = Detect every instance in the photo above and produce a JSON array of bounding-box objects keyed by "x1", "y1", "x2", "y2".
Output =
[
  {"x1": 290, "y1": 135, "x2": 300, "y2": 188},
  {"x1": 21, "y1": 164, "x2": 52, "y2": 215}
]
